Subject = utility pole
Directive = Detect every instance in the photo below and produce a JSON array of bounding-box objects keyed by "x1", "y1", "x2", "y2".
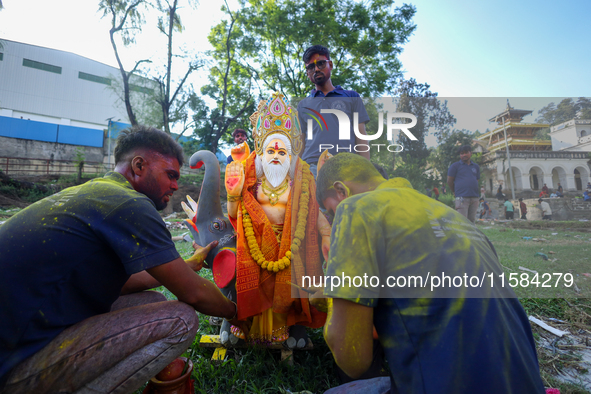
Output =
[
  {"x1": 501, "y1": 114, "x2": 516, "y2": 200},
  {"x1": 106, "y1": 117, "x2": 119, "y2": 170},
  {"x1": 106, "y1": 118, "x2": 113, "y2": 170}
]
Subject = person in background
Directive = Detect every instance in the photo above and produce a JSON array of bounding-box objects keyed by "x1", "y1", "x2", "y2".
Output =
[
  {"x1": 557, "y1": 182, "x2": 564, "y2": 197},
  {"x1": 432, "y1": 185, "x2": 440, "y2": 200},
  {"x1": 541, "y1": 183, "x2": 549, "y2": 198},
  {"x1": 447, "y1": 145, "x2": 480, "y2": 223},
  {"x1": 496, "y1": 183, "x2": 504, "y2": 200},
  {"x1": 478, "y1": 198, "x2": 491, "y2": 219},
  {"x1": 538, "y1": 198, "x2": 552, "y2": 220},
  {"x1": 503, "y1": 198, "x2": 514, "y2": 220},
  {"x1": 297, "y1": 45, "x2": 370, "y2": 178},
  {"x1": 480, "y1": 185, "x2": 486, "y2": 199},
  {"x1": 227, "y1": 129, "x2": 248, "y2": 164},
  {"x1": 425, "y1": 186, "x2": 432, "y2": 198},
  {"x1": 519, "y1": 197, "x2": 527, "y2": 220}
]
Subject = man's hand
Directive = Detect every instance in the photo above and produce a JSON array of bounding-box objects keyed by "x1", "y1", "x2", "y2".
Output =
[
  {"x1": 225, "y1": 161, "x2": 245, "y2": 197},
  {"x1": 324, "y1": 298, "x2": 374, "y2": 378},
  {"x1": 185, "y1": 240, "x2": 218, "y2": 271},
  {"x1": 303, "y1": 282, "x2": 329, "y2": 313}
]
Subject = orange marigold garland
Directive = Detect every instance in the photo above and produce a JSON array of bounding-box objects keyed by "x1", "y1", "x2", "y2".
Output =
[{"x1": 241, "y1": 165, "x2": 312, "y2": 272}]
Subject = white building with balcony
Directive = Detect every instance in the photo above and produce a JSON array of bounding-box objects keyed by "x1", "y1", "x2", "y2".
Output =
[{"x1": 550, "y1": 119, "x2": 591, "y2": 152}]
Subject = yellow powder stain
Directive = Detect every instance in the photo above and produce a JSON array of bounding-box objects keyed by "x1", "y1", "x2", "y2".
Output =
[{"x1": 59, "y1": 338, "x2": 76, "y2": 349}]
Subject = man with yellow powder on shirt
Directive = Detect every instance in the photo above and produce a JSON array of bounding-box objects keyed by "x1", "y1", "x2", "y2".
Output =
[
  {"x1": 224, "y1": 92, "x2": 330, "y2": 348},
  {"x1": 316, "y1": 153, "x2": 545, "y2": 394}
]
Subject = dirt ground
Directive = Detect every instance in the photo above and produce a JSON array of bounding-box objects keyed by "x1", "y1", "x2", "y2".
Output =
[
  {"x1": 0, "y1": 194, "x2": 29, "y2": 209},
  {"x1": 503, "y1": 219, "x2": 591, "y2": 232}
]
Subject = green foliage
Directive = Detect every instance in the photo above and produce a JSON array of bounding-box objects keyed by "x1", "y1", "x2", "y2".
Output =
[
  {"x1": 151, "y1": 0, "x2": 203, "y2": 135},
  {"x1": 366, "y1": 98, "x2": 394, "y2": 176},
  {"x1": 214, "y1": 0, "x2": 416, "y2": 98},
  {"x1": 438, "y1": 192, "x2": 454, "y2": 209},
  {"x1": 391, "y1": 159, "x2": 436, "y2": 192},
  {"x1": 0, "y1": 184, "x2": 54, "y2": 203},
  {"x1": 177, "y1": 172, "x2": 204, "y2": 187},
  {"x1": 375, "y1": 79, "x2": 456, "y2": 188},
  {"x1": 99, "y1": 0, "x2": 151, "y2": 126},
  {"x1": 188, "y1": 92, "x2": 255, "y2": 154},
  {"x1": 56, "y1": 172, "x2": 105, "y2": 185},
  {"x1": 74, "y1": 147, "x2": 86, "y2": 165},
  {"x1": 190, "y1": 8, "x2": 257, "y2": 154},
  {"x1": 534, "y1": 127, "x2": 551, "y2": 141},
  {"x1": 536, "y1": 97, "x2": 591, "y2": 126},
  {"x1": 109, "y1": 74, "x2": 164, "y2": 128},
  {"x1": 98, "y1": 0, "x2": 147, "y2": 46},
  {"x1": 395, "y1": 79, "x2": 456, "y2": 165}
]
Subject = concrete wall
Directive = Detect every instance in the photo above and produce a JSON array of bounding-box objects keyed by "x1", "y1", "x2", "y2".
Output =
[
  {"x1": 0, "y1": 136, "x2": 108, "y2": 177},
  {"x1": 488, "y1": 198, "x2": 591, "y2": 221},
  {"x1": 0, "y1": 136, "x2": 104, "y2": 162}
]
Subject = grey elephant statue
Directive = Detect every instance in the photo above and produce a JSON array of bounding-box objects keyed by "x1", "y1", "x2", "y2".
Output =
[{"x1": 181, "y1": 150, "x2": 240, "y2": 345}]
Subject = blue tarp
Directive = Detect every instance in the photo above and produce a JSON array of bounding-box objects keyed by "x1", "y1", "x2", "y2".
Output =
[
  {"x1": 0, "y1": 117, "x2": 58, "y2": 142},
  {"x1": 0, "y1": 116, "x2": 105, "y2": 147},
  {"x1": 57, "y1": 125, "x2": 103, "y2": 147}
]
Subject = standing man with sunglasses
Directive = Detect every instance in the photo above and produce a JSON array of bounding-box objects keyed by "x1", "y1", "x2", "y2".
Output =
[{"x1": 297, "y1": 45, "x2": 370, "y2": 178}]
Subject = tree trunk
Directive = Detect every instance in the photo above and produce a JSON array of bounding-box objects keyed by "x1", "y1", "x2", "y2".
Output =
[{"x1": 76, "y1": 162, "x2": 84, "y2": 184}]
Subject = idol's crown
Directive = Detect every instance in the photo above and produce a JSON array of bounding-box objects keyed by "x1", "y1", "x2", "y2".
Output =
[{"x1": 249, "y1": 92, "x2": 302, "y2": 156}]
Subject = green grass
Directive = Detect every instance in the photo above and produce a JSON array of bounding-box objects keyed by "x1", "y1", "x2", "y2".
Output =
[
  {"x1": 479, "y1": 224, "x2": 591, "y2": 298},
  {"x1": 54, "y1": 172, "x2": 106, "y2": 184},
  {"x1": 0, "y1": 184, "x2": 54, "y2": 202},
  {"x1": 178, "y1": 173, "x2": 205, "y2": 187}
]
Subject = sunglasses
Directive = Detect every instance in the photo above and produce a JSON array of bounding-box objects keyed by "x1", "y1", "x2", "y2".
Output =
[{"x1": 305, "y1": 59, "x2": 330, "y2": 73}]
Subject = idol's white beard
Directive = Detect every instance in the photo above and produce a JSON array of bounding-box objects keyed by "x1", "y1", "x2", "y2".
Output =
[{"x1": 262, "y1": 156, "x2": 291, "y2": 188}]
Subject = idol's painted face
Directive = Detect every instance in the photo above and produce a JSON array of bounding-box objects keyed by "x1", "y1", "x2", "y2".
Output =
[
  {"x1": 137, "y1": 153, "x2": 180, "y2": 210},
  {"x1": 263, "y1": 138, "x2": 289, "y2": 166}
]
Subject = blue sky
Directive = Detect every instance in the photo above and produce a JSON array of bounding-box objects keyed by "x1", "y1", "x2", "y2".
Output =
[
  {"x1": 398, "y1": 0, "x2": 590, "y2": 97},
  {"x1": 1, "y1": 0, "x2": 589, "y2": 142}
]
